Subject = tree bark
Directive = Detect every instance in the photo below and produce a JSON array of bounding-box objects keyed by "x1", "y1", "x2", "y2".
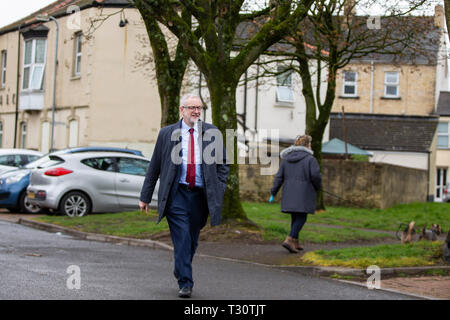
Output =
[
  {"x1": 207, "y1": 77, "x2": 248, "y2": 223},
  {"x1": 139, "y1": 7, "x2": 189, "y2": 127}
]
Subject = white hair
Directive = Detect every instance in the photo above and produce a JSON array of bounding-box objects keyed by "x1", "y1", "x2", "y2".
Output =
[{"x1": 180, "y1": 93, "x2": 201, "y2": 107}]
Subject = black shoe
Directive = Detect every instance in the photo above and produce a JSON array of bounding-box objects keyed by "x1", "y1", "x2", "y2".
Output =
[{"x1": 178, "y1": 286, "x2": 192, "y2": 298}]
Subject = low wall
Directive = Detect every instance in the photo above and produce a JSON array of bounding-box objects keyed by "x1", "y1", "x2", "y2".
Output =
[{"x1": 239, "y1": 159, "x2": 428, "y2": 209}]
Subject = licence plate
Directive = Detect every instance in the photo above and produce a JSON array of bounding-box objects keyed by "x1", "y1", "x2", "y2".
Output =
[{"x1": 28, "y1": 192, "x2": 35, "y2": 199}]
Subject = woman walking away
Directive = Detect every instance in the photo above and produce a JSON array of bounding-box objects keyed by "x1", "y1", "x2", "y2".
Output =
[{"x1": 270, "y1": 135, "x2": 322, "y2": 253}]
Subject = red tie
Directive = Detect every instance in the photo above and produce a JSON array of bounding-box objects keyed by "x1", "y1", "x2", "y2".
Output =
[{"x1": 186, "y1": 128, "x2": 196, "y2": 188}]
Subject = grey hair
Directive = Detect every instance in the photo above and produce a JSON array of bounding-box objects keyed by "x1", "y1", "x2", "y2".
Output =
[{"x1": 180, "y1": 93, "x2": 201, "y2": 107}]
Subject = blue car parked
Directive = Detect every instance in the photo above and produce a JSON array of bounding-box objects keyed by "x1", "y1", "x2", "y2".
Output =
[{"x1": 0, "y1": 147, "x2": 143, "y2": 213}]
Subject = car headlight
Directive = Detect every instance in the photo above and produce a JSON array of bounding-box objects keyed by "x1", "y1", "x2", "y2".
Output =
[{"x1": 4, "y1": 172, "x2": 28, "y2": 184}]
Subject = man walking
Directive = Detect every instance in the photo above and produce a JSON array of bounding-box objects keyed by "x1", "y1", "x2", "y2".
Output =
[{"x1": 139, "y1": 94, "x2": 229, "y2": 298}]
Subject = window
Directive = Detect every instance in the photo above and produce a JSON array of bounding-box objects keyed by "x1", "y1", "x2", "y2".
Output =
[
  {"x1": 117, "y1": 158, "x2": 149, "y2": 176},
  {"x1": 82, "y1": 157, "x2": 115, "y2": 172},
  {"x1": 24, "y1": 155, "x2": 63, "y2": 169},
  {"x1": 0, "y1": 154, "x2": 22, "y2": 167},
  {"x1": 384, "y1": 71, "x2": 399, "y2": 97},
  {"x1": 68, "y1": 119, "x2": 78, "y2": 147},
  {"x1": 438, "y1": 122, "x2": 449, "y2": 149},
  {"x1": 1, "y1": 50, "x2": 6, "y2": 88},
  {"x1": 0, "y1": 122, "x2": 2, "y2": 148},
  {"x1": 74, "y1": 33, "x2": 82, "y2": 76},
  {"x1": 276, "y1": 66, "x2": 294, "y2": 103},
  {"x1": 436, "y1": 168, "x2": 448, "y2": 201},
  {"x1": 41, "y1": 121, "x2": 50, "y2": 154},
  {"x1": 22, "y1": 39, "x2": 46, "y2": 90},
  {"x1": 342, "y1": 71, "x2": 357, "y2": 96},
  {"x1": 26, "y1": 155, "x2": 41, "y2": 163},
  {"x1": 0, "y1": 155, "x2": 22, "y2": 167},
  {"x1": 20, "y1": 122, "x2": 27, "y2": 148}
]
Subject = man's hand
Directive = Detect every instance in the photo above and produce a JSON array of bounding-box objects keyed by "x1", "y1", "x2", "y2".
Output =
[{"x1": 139, "y1": 201, "x2": 149, "y2": 214}]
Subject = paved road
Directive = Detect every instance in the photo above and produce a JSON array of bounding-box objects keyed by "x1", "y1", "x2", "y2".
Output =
[{"x1": 0, "y1": 220, "x2": 416, "y2": 300}]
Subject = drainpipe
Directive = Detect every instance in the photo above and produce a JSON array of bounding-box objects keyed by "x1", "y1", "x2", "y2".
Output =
[
  {"x1": 49, "y1": 17, "x2": 59, "y2": 152},
  {"x1": 14, "y1": 24, "x2": 23, "y2": 148},
  {"x1": 427, "y1": 151, "x2": 431, "y2": 202},
  {"x1": 243, "y1": 70, "x2": 247, "y2": 132},
  {"x1": 369, "y1": 60, "x2": 374, "y2": 113},
  {"x1": 254, "y1": 57, "x2": 259, "y2": 132}
]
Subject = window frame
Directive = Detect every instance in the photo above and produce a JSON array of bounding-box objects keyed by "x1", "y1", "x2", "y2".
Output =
[
  {"x1": 1, "y1": 50, "x2": 6, "y2": 88},
  {"x1": 437, "y1": 122, "x2": 449, "y2": 149},
  {"x1": 342, "y1": 70, "x2": 358, "y2": 97},
  {"x1": 116, "y1": 157, "x2": 150, "y2": 176},
  {"x1": 74, "y1": 33, "x2": 82, "y2": 77},
  {"x1": 276, "y1": 66, "x2": 294, "y2": 103},
  {"x1": 81, "y1": 157, "x2": 116, "y2": 172},
  {"x1": 20, "y1": 122, "x2": 27, "y2": 149},
  {"x1": 384, "y1": 71, "x2": 400, "y2": 98},
  {"x1": 22, "y1": 38, "x2": 47, "y2": 91}
]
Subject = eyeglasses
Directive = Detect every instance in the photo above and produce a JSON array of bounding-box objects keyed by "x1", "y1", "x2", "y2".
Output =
[{"x1": 183, "y1": 106, "x2": 203, "y2": 111}]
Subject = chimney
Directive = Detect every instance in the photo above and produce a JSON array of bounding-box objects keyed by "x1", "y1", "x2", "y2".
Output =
[
  {"x1": 435, "y1": 4, "x2": 444, "y2": 29},
  {"x1": 342, "y1": 0, "x2": 356, "y2": 30}
]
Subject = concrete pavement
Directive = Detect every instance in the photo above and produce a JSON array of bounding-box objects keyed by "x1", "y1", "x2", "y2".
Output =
[{"x1": 0, "y1": 220, "x2": 418, "y2": 300}]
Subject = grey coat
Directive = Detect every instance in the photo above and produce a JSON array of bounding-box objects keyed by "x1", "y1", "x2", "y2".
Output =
[
  {"x1": 270, "y1": 146, "x2": 322, "y2": 214},
  {"x1": 140, "y1": 119, "x2": 229, "y2": 226}
]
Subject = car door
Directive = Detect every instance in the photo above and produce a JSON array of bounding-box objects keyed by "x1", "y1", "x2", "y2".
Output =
[
  {"x1": 80, "y1": 157, "x2": 119, "y2": 212},
  {"x1": 115, "y1": 157, "x2": 151, "y2": 210}
]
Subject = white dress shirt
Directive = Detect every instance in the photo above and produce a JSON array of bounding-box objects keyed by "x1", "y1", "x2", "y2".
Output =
[{"x1": 178, "y1": 119, "x2": 203, "y2": 187}]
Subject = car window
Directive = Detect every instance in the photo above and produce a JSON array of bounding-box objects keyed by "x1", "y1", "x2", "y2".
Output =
[
  {"x1": 35, "y1": 155, "x2": 65, "y2": 169},
  {"x1": 27, "y1": 155, "x2": 41, "y2": 163},
  {"x1": 81, "y1": 157, "x2": 115, "y2": 172},
  {"x1": 116, "y1": 157, "x2": 149, "y2": 176},
  {"x1": 24, "y1": 155, "x2": 53, "y2": 169},
  {"x1": 0, "y1": 155, "x2": 22, "y2": 167}
]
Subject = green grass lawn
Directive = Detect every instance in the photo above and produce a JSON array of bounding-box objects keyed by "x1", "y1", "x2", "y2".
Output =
[
  {"x1": 256, "y1": 221, "x2": 394, "y2": 243},
  {"x1": 35, "y1": 201, "x2": 449, "y2": 244},
  {"x1": 36, "y1": 210, "x2": 169, "y2": 239},
  {"x1": 243, "y1": 201, "x2": 450, "y2": 232},
  {"x1": 34, "y1": 202, "x2": 450, "y2": 268},
  {"x1": 299, "y1": 241, "x2": 445, "y2": 268}
]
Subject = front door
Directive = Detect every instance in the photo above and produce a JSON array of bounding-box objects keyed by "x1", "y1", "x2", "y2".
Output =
[{"x1": 435, "y1": 167, "x2": 448, "y2": 202}]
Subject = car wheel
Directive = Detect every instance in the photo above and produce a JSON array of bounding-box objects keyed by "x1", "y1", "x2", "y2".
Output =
[
  {"x1": 60, "y1": 192, "x2": 91, "y2": 217},
  {"x1": 19, "y1": 192, "x2": 42, "y2": 214}
]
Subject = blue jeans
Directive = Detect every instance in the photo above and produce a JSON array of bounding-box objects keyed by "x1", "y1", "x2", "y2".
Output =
[
  {"x1": 289, "y1": 213, "x2": 308, "y2": 239},
  {"x1": 166, "y1": 184, "x2": 208, "y2": 289}
]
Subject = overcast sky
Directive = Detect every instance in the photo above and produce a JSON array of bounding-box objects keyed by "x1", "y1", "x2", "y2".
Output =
[{"x1": 0, "y1": 0, "x2": 55, "y2": 29}]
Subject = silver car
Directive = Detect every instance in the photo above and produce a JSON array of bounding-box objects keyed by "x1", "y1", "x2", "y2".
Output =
[{"x1": 27, "y1": 152, "x2": 158, "y2": 217}]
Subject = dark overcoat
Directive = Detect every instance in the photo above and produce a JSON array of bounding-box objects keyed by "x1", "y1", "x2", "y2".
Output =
[
  {"x1": 140, "y1": 119, "x2": 229, "y2": 226},
  {"x1": 270, "y1": 146, "x2": 322, "y2": 214}
]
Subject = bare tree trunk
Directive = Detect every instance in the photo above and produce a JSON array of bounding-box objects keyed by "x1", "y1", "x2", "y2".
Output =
[
  {"x1": 207, "y1": 78, "x2": 248, "y2": 223},
  {"x1": 139, "y1": 8, "x2": 189, "y2": 127}
]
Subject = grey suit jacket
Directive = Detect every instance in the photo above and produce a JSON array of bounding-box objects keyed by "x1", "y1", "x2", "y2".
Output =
[{"x1": 140, "y1": 119, "x2": 229, "y2": 226}]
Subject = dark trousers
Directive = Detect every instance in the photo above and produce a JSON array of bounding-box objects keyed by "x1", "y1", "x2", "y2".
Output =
[
  {"x1": 289, "y1": 212, "x2": 308, "y2": 239},
  {"x1": 166, "y1": 183, "x2": 208, "y2": 289}
]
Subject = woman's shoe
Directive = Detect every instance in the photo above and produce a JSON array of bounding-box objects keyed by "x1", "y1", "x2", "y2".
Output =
[
  {"x1": 282, "y1": 236, "x2": 299, "y2": 253},
  {"x1": 293, "y1": 238, "x2": 304, "y2": 251}
]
